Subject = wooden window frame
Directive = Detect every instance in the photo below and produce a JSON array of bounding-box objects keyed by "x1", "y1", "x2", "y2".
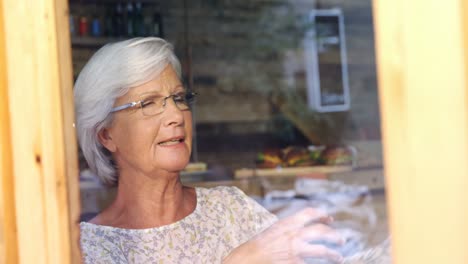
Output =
[
  {"x1": 0, "y1": 0, "x2": 80, "y2": 263},
  {"x1": 1, "y1": 0, "x2": 468, "y2": 263},
  {"x1": 373, "y1": 0, "x2": 468, "y2": 262}
]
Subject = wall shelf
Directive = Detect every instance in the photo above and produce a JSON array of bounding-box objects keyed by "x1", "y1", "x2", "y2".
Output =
[
  {"x1": 71, "y1": 36, "x2": 126, "y2": 48},
  {"x1": 69, "y1": 0, "x2": 159, "y2": 5}
]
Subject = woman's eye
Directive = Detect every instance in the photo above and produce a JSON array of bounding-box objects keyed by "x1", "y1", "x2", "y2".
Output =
[
  {"x1": 173, "y1": 94, "x2": 186, "y2": 102},
  {"x1": 185, "y1": 93, "x2": 195, "y2": 102},
  {"x1": 141, "y1": 100, "x2": 155, "y2": 108}
]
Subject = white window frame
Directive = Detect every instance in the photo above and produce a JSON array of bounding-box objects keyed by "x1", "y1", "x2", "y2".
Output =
[{"x1": 304, "y1": 8, "x2": 350, "y2": 112}]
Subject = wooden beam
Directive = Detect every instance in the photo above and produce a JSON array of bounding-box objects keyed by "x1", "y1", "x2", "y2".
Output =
[
  {"x1": 373, "y1": 0, "x2": 468, "y2": 263},
  {"x1": 1, "y1": 0, "x2": 79, "y2": 263},
  {"x1": 0, "y1": 0, "x2": 18, "y2": 262},
  {"x1": 53, "y1": 0, "x2": 81, "y2": 262}
]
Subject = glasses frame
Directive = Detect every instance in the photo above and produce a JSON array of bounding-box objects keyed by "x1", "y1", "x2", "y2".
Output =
[{"x1": 110, "y1": 91, "x2": 197, "y2": 116}]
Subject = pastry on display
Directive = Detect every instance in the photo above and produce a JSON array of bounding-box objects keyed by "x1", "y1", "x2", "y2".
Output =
[
  {"x1": 255, "y1": 145, "x2": 354, "y2": 168},
  {"x1": 282, "y1": 146, "x2": 318, "y2": 167},
  {"x1": 321, "y1": 146, "x2": 354, "y2": 166},
  {"x1": 255, "y1": 149, "x2": 284, "y2": 168}
]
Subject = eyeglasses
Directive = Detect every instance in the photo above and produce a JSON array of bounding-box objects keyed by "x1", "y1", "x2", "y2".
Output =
[{"x1": 110, "y1": 91, "x2": 197, "y2": 116}]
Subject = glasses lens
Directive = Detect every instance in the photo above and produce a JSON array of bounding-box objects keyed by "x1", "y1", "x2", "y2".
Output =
[
  {"x1": 140, "y1": 94, "x2": 165, "y2": 116},
  {"x1": 185, "y1": 92, "x2": 196, "y2": 104},
  {"x1": 140, "y1": 92, "x2": 197, "y2": 116},
  {"x1": 174, "y1": 92, "x2": 197, "y2": 111}
]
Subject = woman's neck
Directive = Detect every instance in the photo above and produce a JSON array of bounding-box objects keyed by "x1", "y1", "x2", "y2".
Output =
[{"x1": 91, "y1": 170, "x2": 196, "y2": 229}]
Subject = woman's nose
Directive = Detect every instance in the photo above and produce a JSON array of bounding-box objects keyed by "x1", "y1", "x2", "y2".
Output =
[{"x1": 162, "y1": 97, "x2": 184, "y2": 126}]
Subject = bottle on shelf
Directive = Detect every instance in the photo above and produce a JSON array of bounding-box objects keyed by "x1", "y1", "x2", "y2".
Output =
[
  {"x1": 126, "y1": 2, "x2": 134, "y2": 37},
  {"x1": 90, "y1": 4, "x2": 102, "y2": 37},
  {"x1": 104, "y1": 4, "x2": 115, "y2": 37},
  {"x1": 69, "y1": 14, "x2": 76, "y2": 36},
  {"x1": 91, "y1": 17, "x2": 101, "y2": 37},
  {"x1": 152, "y1": 4, "x2": 164, "y2": 38},
  {"x1": 113, "y1": 3, "x2": 125, "y2": 38},
  {"x1": 79, "y1": 16, "x2": 89, "y2": 37},
  {"x1": 143, "y1": 8, "x2": 153, "y2": 37},
  {"x1": 133, "y1": 2, "x2": 145, "y2": 37}
]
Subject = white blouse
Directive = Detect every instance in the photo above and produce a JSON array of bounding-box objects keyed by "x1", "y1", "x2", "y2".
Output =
[{"x1": 80, "y1": 186, "x2": 278, "y2": 264}]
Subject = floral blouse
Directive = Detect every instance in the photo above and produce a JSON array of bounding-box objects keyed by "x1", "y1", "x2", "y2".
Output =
[{"x1": 80, "y1": 186, "x2": 278, "y2": 264}]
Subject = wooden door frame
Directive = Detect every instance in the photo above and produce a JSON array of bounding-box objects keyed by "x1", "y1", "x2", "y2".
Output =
[
  {"x1": 373, "y1": 0, "x2": 468, "y2": 263},
  {"x1": 0, "y1": 0, "x2": 80, "y2": 263}
]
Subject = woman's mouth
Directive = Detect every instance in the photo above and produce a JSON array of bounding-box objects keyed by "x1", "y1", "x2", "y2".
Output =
[{"x1": 158, "y1": 138, "x2": 184, "y2": 146}]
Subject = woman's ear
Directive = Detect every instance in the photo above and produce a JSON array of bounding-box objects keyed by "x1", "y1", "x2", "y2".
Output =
[{"x1": 98, "y1": 128, "x2": 117, "y2": 153}]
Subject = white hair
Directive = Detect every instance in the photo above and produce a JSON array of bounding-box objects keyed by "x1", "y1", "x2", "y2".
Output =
[{"x1": 74, "y1": 37, "x2": 182, "y2": 186}]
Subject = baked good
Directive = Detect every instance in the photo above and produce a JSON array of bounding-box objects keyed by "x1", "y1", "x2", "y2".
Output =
[
  {"x1": 256, "y1": 149, "x2": 283, "y2": 168},
  {"x1": 282, "y1": 146, "x2": 317, "y2": 167}
]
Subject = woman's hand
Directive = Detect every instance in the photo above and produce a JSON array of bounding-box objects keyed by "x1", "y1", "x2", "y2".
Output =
[{"x1": 223, "y1": 208, "x2": 344, "y2": 264}]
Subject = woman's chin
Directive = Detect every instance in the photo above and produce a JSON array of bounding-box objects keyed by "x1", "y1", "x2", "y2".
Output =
[
  {"x1": 153, "y1": 144, "x2": 191, "y2": 171},
  {"x1": 165, "y1": 164, "x2": 189, "y2": 173},
  {"x1": 155, "y1": 158, "x2": 190, "y2": 173}
]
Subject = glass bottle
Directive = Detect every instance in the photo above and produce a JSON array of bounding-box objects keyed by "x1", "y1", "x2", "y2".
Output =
[
  {"x1": 79, "y1": 16, "x2": 89, "y2": 37},
  {"x1": 126, "y1": 2, "x2": 134, "y2": 37},
  {"x1": 104, "y1": 4, "x2": 115, "y2": 37},
  {"x1": 69, "y1": 14, "x2": 76, "y2": 36},
  {"x1": 153, "y1": 4, "x2": 163, "y2": 38},
  {"x1": 133, "y1": 2, "x2": 145, "y2": 37},
  {"x1": 90, "y1": 4, "x2": 101, "y2": 37},
  {"x1": 113, "y1": 3, "x2": 125, "y2": 38}
]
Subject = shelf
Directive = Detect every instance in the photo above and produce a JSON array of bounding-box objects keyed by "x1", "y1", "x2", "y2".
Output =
[
  {"x1": 69, "y1": 0, "x2": 160, "y2": 5},
  {"x1": 71, "y1": 36, "x2": 127, "y2": 48},
  {"x1": 180, "y1": 170, "x2": 212, "y2": 183},
  {"x1": 234, "y1": 165, "x2": 353, "y2": 179}
]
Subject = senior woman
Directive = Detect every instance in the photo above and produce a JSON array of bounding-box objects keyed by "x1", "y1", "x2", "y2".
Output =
[{"x1": 75, "y1": 37, "x2": 344, "y2": 263}]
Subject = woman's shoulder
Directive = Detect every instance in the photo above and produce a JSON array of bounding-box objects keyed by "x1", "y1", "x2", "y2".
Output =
[
  {"x1": 196, "y1": 185, "x2": 249, "y2": 202},
  {"x1": 195, "y1": 185, "x2": 257, "y2": 216},
  {"x1": 79, "y1": 222, "x2": 124, "y2": 263},
  {"x1": 196, "y1": 185, "x2": 277, "y2": 230}
]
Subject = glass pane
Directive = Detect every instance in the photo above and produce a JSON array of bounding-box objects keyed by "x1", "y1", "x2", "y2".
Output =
[{"x1": 72, "y1": 0, "x2": 389, "y2": 262}]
